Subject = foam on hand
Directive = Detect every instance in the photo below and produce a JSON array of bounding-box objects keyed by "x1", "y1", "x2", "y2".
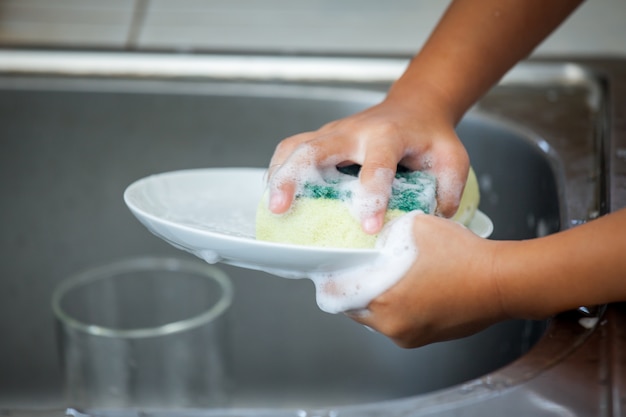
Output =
[{"x1": 309, "y1": 211, "x2": 420, "y2": 313}]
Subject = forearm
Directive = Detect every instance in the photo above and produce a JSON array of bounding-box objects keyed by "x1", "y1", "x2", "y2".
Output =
[
  {"x1": 388, "y1": 0, "x2": 584, "y2": 124},
  {"x1": 496, "y1": 209, "x2": 626, "y2": 319}
]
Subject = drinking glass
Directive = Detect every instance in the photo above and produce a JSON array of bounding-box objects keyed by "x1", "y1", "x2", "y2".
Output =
[{"x1": 52, "y1": 256, "x2": 233, "y2": 409}]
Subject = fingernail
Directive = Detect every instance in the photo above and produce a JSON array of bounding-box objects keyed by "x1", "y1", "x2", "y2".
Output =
[
  {"x1": 362, "y1": 216, "x2": 381, "y2": 234},
  {"x1": 269, "y1": 192, "x2": 286, "y2": 212}
]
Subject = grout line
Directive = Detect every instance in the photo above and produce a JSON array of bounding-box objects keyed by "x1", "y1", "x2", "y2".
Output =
[{"x1": 126, "y1": 0, "x2": 150, "y2": 49}]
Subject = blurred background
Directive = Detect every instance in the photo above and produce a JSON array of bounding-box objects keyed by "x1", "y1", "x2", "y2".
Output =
[{"x1": 0, "y1": 0, "x2": 624, "y2": 56}]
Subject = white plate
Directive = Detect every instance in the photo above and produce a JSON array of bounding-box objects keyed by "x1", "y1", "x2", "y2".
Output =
[{"x1": 124, "y1": 168, "x2": 493, "y2": 277}]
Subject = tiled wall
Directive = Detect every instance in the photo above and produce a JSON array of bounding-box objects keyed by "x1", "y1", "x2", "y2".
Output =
[
  {"x1": 0, "y1": 0, "x2": 624, "y2": 56},
  {"x1": 0, "y1": 0, "x2": 136, "y2": 47}
]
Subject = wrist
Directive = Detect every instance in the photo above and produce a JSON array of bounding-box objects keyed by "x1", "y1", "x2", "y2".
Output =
[
  {"x1": 492, "y1": 239, "x2": 568, "y2": 321},
  {"x1": 385, "y1": 73, "x2": 461, "y2": 126}
]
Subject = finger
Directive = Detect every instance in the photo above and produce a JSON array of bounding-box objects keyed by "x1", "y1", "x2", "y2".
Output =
[
  {"x1": 267, "y1": 131, "x2": 331, "y2": 214},
  {"x1": 268, "y1": 131, "x2": 316, "y2": 179},
  {"x1": 267, "y1": 180, "x2": 296, "y2": 214},
  {"x1": 266, "y1": 134, "x2": 313, "y2": 214},
  {"x1": 358, "y1": 142, "x2": 404, "y2": 234},
  {"x1": 402, "y1": 137, "x2": 469, "y2": 218},
  {"x1": 268, "y1": 133, "x2": 359, "y2": 214},
  {"x1": 270, "y1": 129, "x2": 360, "y2": 175},
  {"x1": 430, "y1": 150, "x2": 470, "y2": 218}
]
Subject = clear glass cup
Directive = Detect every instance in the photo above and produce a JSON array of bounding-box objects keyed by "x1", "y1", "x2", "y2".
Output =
[{"x1": 51, "y1": 256, "x2": 233, "y2": 409}]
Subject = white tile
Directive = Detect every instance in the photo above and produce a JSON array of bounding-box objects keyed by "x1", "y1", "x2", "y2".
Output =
[
  {"x1": 0, "y1": 0, "x2": 624, "y2": 56},
  {"x1": 137, "y1": 0, "x2": 449, "y2": 53},
  {"x1": 0, "y1": 0, "x2": 136, "y2": 47},
  {"x1": 136, "y1": 0, "x2": 626, "y2": 56}
]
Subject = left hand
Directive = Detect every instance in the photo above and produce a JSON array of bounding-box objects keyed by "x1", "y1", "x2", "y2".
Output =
[{"x1": 347, "y1": 214, "x2": 506, "y2": 348}]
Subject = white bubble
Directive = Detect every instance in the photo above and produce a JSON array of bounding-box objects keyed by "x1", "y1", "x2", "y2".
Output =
[
  {"x1": 345, "y1": 167, "x2": 394, "y2": 221},
  {"x1": 309, "y1": 211, "x2": 420, "y2": 314}
]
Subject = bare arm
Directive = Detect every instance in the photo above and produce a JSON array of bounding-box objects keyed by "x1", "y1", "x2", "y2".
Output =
[
  {"x1": 267, "y1": 0, "x2": 583, "y2": 233},
  {"x1": 497, "y1": 209, "x2": 626, "y2": 319},
  {"x1": 389, "y1": 0, "x2": 584, "y2": 124}
]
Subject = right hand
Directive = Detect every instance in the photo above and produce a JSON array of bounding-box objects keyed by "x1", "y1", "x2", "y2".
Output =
[{"x1": 266, "y1": 94, "x2": 470, "y2": 234}]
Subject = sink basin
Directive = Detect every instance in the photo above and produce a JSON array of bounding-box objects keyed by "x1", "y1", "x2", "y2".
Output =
[{"x1": 0, "y1": 51, "x2": 618, "y2": 416}]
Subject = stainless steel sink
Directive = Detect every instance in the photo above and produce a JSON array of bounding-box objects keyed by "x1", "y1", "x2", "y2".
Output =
[{"x1": 0, "y1": 51, "x2": 624, "y2": 416}]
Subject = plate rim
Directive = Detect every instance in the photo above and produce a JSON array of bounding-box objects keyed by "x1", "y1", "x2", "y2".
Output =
[
  {"x1": 123, "y1": 167, "x2": 493, "y2": 260},
  {"x1": 123, "y1": 167, "x2": 381, "y2": 257}
]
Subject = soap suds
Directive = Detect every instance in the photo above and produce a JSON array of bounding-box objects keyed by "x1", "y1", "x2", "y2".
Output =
[
  {"x1": 419, "y1": 154, "x2": 433, "y2": 171},
  {"x1": 308, "y1": 211, "x2": 420, "y2": 314},
  {"x1": 348, "y1": 167, "x2": 394, "y2": 222},
  {"x1": 269, "y1": 144, "x2": 320, "y2": 201},
  {"x1": 434, "y1": 168, "x2": 464, "y2": 215}
]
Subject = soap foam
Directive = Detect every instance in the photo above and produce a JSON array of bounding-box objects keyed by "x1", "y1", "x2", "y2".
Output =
[
  {"x1": 308, "y1": 211, "x2": 420, "y2": 314},
  {"x1": 269, "y1": 143, "x2": 321, "y2": 200},
  {"x1": 346, "y1": 167, "x2": 394, "y2": 222},
  {"x1": 269, "y1": 144, "x2": 349, "y2": 202},
  {"x1": 433, "y1": 167, "x2": 465, "y2": 216},
  {"x1": 269, "y1": 146, "x2": 400, "y2": 228}
]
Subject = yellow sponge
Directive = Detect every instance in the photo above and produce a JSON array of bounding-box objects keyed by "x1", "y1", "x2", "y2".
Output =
[
  {"x1": 451, "y1": 166, "x2": 479, "y2": 226},
  {"x1": 256, "y1": 167, "x2": 480, "y2": 249}
]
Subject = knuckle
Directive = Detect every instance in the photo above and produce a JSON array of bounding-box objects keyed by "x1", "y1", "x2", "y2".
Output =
[
  {"x1": 370, "y1": 119, "x2": 403, "y2": 138},
  {"x1": 275, "y1": 133, "x2": 309, "y2": 153}
]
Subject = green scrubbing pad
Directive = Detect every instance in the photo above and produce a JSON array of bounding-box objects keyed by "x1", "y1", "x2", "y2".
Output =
[{"x1": 298, "y1": 168, "x2": 437, "y2": 214}]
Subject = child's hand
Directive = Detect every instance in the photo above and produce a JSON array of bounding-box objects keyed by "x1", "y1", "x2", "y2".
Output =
[
  {"x1": 347, "y1": 214, "x2": 505, "y2": 348},
  {"x1": 266, "y1": 95, "x2": 470, "y2": 234}
]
